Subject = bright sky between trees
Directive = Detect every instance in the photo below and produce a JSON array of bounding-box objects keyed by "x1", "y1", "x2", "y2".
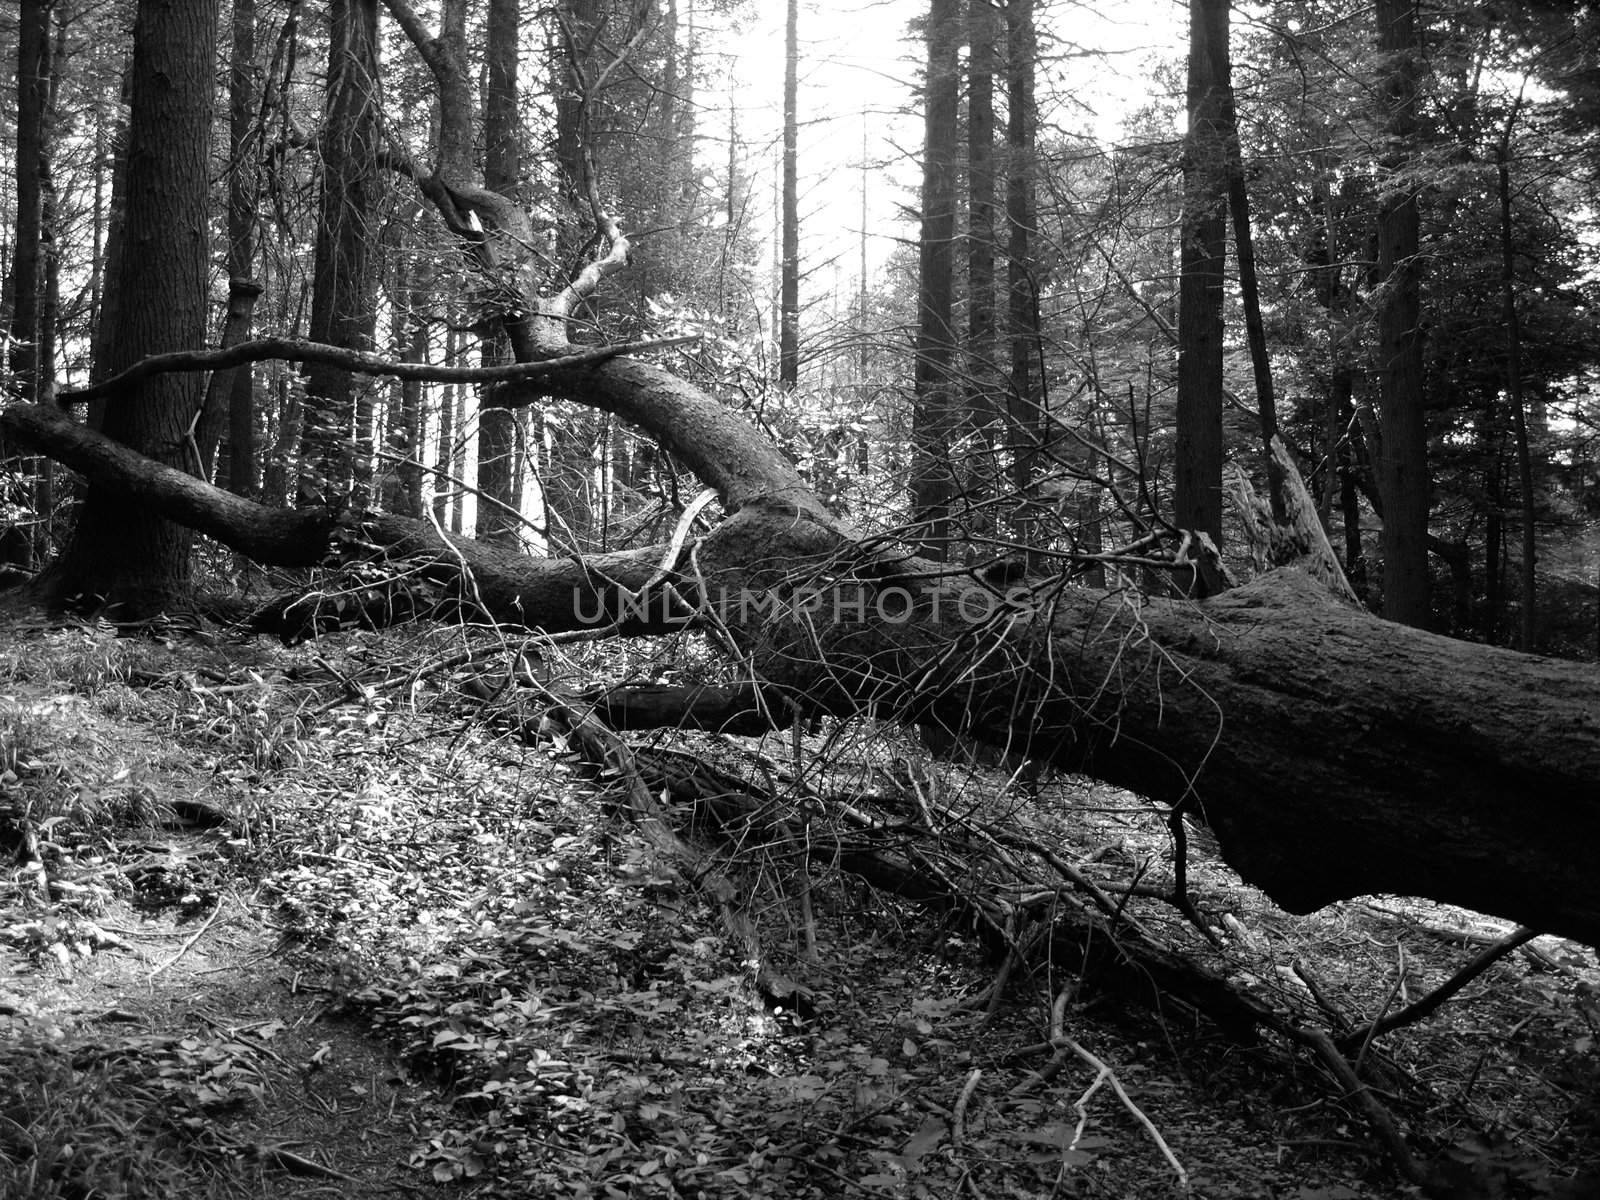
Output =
[{"x1": 698, "y1": 0, "x2": 1186, "y2": 309}]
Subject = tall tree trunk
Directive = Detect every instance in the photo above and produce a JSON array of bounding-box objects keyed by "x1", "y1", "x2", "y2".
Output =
[
  {"x1": 221, "y1": 0, "x2": 262, "y2": 497},
  {"x1": 476, "y1": 0, "x2": 520, "y2": 544},
  {"x1": 38, "y1": 0, "x2": 220, "y2": 618},
  {"x1": 1215, "y1": 65, "x2": 1284, "y2": 523},
  {"x1": 7, "y1": 0, "x2": 54, "y2": 403},
  {"x1": 967, "y1": 0, "x2": 999, "y2": 502},
  {"x1": 1005, "y1": 0, "x2": 1041, "y2": 548},
  {"x1": 383, "y1": 252, "x2": 427, "y2": 519},
  {"x1": 1496, "y1": 111, "x2": 1536, "y2": 652},
  {"x1": 434, "y1": 328, "x2": 458, "y2": 529},
  {"x1": 778, "y1": 0, "x2": 800, "y2": 389},
  {"x1": 297, "y1": 0, "x2": 381, "y2": 510},
  {"x1": 910, "y1": 0, "x2": 961, "y2": 559},
  {"x1": 1174, "y1": 0, "x2": 1228, "y2": 551},
  {"x1": 1374, "y1": 0, "x2": 1430, "y2": 626},
  {"x1": 88, "y1": 64, "x2": 133, "y2": 396},
  {"x1": 2, "y1": 0, "x2": 56, "y2": 571}
]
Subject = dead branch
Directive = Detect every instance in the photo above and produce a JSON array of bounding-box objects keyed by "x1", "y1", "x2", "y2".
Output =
[
  {"x1": 1335, "y1": 926, "x2": 1539, "y2": 1053},
  {"x1": 57, "y1": 334, "x2": 698, "y2": 406}
]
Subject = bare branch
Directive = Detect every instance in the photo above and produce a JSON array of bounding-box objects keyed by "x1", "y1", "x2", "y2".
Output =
[{"x1": 57, "y1": 335, "x2": 699, "y2": 406}]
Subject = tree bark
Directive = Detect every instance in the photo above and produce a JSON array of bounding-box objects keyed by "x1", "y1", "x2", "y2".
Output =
[
  {"x1": 1005, "y1": 0, "x2": 1042, "y2": 551},
  {"x1": 1175, "y1": 0, "x2": 1228, "y2": 549},
  {"x1": 967, "y1": 0, "x2": 999, "y2": 489},
  {"x1": 33, "y1": 0, "x2": 219, "y2": 618},
  {"x1": 298, "y1": 0, "x2": 381, "y2": 509},
  {"x1": 221, "y1": 0, "x2": 262, "y2": 498},
  {"x1": 1374, "y1": 0, "x2": 1430, "y2": 627},
  {"x1": 476, "y1": 0, "x2": 520, "y2": 545},
  {"x1": 910, "y1": 0, "x2": 961, "y2": 559},
  {"x1": 1496, "y1": 113, "x2": 1537, "y2": 652},
  {"x1": 7, "y1": 0, "x2": 54, "y2": 404},
  {"x1": 2, "y1": 0, "x2": 56, "y2": 571},
  {"x1": 778, "y1": 0, "x2": 799, "y2": 389}
]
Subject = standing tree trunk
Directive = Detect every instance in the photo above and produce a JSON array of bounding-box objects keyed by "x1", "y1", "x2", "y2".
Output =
[
  {"x1": 2, "y1": 0, "x2": 56, "y2": 572},
  {"x1": 6, "y1": 0, "x2": 54, "y2": 404},
  {"x1": 1174, "y1": 0, "x2": 1228, "y2": 552},
  {"x1": 1496, "y1": 108, "x2": 1536, "y2": 652},
  {"x1": 778, "y1": 0, "x2": 800, "y2": 389},
  {"x1": 1004, "y1": 0, "x2": 1041, "y2": 545},
  {"x1": 297, "y1": 0, "x2": 381, "y2": 510},
  {"x1": 910, "y1": 0, "x2": 961, "y2": 559},
  {"x1": 36, "y1": 0, "x2": 220, "y2": 618},
  {"x1": 222, "y1": 0, "x2": 262, "y2": 498},
  {"x1": 966, "y1": 0, "x2": 999, "y2": 504},
  {"x1": 476, "y1": 0, "x2": 521, "y2": 544},
  {"x1": 1373, "y1": 0, "x2": 1430, "y2": 626}
]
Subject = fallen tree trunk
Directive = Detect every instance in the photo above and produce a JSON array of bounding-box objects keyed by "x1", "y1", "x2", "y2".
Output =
[{"x1": 7, "y1": 394, "x2": 1600, "y2": 945}]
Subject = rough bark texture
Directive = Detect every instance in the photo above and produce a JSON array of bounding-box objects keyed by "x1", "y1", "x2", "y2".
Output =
[
  {"x1": 966, "y1": 0, "x2": 999, "y2": 452},
  {"x1": 476, "y1": 0, "x2": 521, "y2": 545},
  {"x1": 223, "y1": 0, "x2": 261, "y2": 498},
  {"x1": 1004, "y1": 0, "x2": 1041, "y2": 535},
  {"x1": 37, "y1": 0, "x2": 219, "y2": 617},
  {"x1": 298, "y1": 0, "x2": 381, "y2": 508},
  {"x1": 1374, "y1": 0, "x2": 1430, "y2": 627},
  {"x1": 1175, "y1": 0, "x2": 1228, "y2": 548},
  {"x1": 778, "y1": 0, "x2": 799, "y2": 389},
  {"x1": 7, "y1": 0, "x2": 53, "y2": 403},
  {"x1": 1, "y1": 0, "x2": 54, "y2": 571},
  {"x1": 910, "y1": 0, "x2": 961, "y2": 558}
]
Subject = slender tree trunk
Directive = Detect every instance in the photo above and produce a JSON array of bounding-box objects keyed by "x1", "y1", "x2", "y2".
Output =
[
  {"x1": 1496, "y1": 114, "x2": 1536, "y2": 652},
  {"x1": 7, "y1": 0, "x2": 54, "y2": 404},
  {"x1": 219, "y1": 0, "x2": 261, "y2": 497},
  {"x1": 1174, "y1": 0, "x2": 1228, "y2": 550},
  {"x1": 38, "y1": 0, "x2": 220, "y2": 617},
  {"x1": 434, "y1": 331, "x2": 457, "y2": 529},
  {"x1": 910, "y1": 0, "x2": 961, "y2": 558},
  {"x1": 476, "y1": 0, "x2": 520, "y2": 544},
  {"x1": 1216, "y1": 64, "x2": 1284, "y2": 523},
  {"x1": 297, "y1": 0, "x2": 381, "y2": 509},
  {"x1": 967, "y1": 0, "x2": 999, "y2": 501},
  {"x1": 89, "y1": 63, "x2": 133, "y2": 398},
  {"x1": 778, "y1": 0, "x2": 800, "y2": 389},
  {"x1": 1005, "y1": 0, "x2": 1041, "y2": 549},
  {"x1": 1374, "y1": 0, "x2": 1430, "y2": 626},
  {"x1": 388, "y1": 255, "x2": 428, "y2": 519},
  {"x1": 3, "y1": 0, "x2": 56, "y2": 570}
]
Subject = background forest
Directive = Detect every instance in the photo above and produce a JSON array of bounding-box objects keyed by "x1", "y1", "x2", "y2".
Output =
[{"x1": 1, "y1": 0, "x2": 1596, "y2": 645}]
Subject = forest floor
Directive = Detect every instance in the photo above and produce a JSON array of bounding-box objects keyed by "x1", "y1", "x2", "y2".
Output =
[{"x1": 2, "y1": 614, "x2": 1599, "y2": 1200}]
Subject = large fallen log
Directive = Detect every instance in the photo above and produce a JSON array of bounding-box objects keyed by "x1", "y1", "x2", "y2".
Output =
[{"x1": 8, "y1": 394, "x2": 1600, "y2": 946}]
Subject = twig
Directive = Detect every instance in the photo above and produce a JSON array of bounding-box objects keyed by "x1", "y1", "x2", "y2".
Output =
[
  {"x1": 1336, "y1": 926, "x2": 1539, "y2": 1053},
  {"x1": 952, "y1": 1068, "x2": 983, "y2": 1149},
  {"x1": 1011, "y1": 990, "x2": 1191, "y2": 1192},
  {"x1": 1289, "y1": 1026, "x2": 1432, "y2": 1188},
  {"x1": 19, "y1": 822, "x2": 51, "y2": 905},
  {"x1": 149, "y1": 893, "x2": 229, "y2": 980}
]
